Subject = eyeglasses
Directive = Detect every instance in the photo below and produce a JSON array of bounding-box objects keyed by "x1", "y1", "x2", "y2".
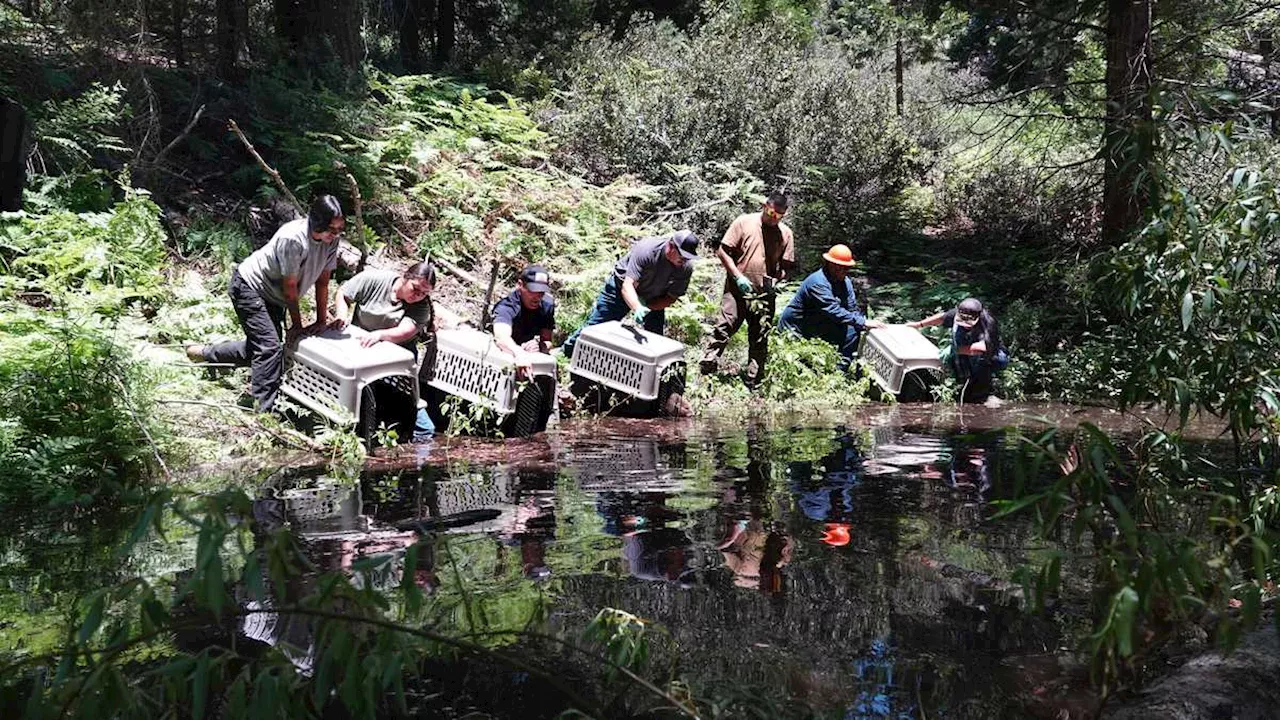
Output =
[
  {"x1": 319, "y1": 223, "x2": 344, "y2": 236},
  {"x1": 763, "y1": 206, "x2": 786, "y2": 221},
  {"x1": 957, "y1": 312, "x2": 980, "y2": 324}
]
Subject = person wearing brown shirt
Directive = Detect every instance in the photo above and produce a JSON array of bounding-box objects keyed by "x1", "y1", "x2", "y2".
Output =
[{"x1": 700, "y1": 192, "x2": 797, "y2": 388}]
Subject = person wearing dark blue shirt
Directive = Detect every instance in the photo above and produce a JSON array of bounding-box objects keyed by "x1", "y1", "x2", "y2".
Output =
[
  {"x1": 777, "y1": 244, "x2": 883, "y2": 369},
  {"x1": 491, "y1": 264, "x2": 556, "y2": 375}
]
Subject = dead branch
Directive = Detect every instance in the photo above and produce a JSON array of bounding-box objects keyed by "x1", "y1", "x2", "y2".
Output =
[
  {"x1": 334, "y1": 161, "x2": 367, "y2": 272},
  {"x1": 152, "y1": 103, "x2": 205, "y2": 167},
  {"x1": 227, "y1": 119, "x2": 304, "y2": 214}
]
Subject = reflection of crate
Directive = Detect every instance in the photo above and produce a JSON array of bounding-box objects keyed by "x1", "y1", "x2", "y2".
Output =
[
  {"x1": 429, "y1": 329, "x2": 556, "y2": 415},
  {"x1": 434, "y1": 471, "x2": 516, "y2": 516},
  {"x1": 859, "y1": 326, "x2": 943, "y2": 395},
  {"x1": 569, "y1": 321, "x2": 685, "y2": 401},
  {"x1": 281, "y1": 327, "x2": 418, "y2": 425}
]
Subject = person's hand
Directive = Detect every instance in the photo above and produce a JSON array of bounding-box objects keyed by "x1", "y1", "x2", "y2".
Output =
[
  {"x1": 734, "y1": 275, "x2": 753, "y2": 295},
  {"x1": 359, "y1": 331, "x2": 383, "y2": 348},
  {"x1": 514, "y1": 357, "x2": 532, "y2": 380},
  {"x1": 303, "y1": 319, "x2": 328, "y2": 336},
  {"x1": 328, "y1": 315, "x2": 348, "y2": 331},
  {"x1": 865, "y1": 319, "x2": 886, "y2": 330},
  {"x1": 285, "y1": 325, "x2": 302, "y2": 346},
  {"x1": 906, "y1": 320, "x2": 921, "y2": 329},
  {"x1": 631, "y1": 306, "x2": 649, "y2": 324}
]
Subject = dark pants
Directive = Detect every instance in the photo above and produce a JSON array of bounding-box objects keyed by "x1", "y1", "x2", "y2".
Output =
[
  {"x1": 561, "y1": 275, "x2": 666, "y2": 357},
  {"x1": 204, "y1": 269, "x2": 286, "y2": 412},
  {"x1": 701, "y1": 288, "x2": 775, "y2": 387}
]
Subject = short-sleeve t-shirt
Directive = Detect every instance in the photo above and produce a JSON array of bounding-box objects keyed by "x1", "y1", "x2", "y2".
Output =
[
  {"x1": 340, "y1": 269, "x2": 432, "y2": 333},
  {"x1": 237, "y1": 218, "x2": 339, "y2": 308},
  {"x1": 491, "y1": 290, "x2": 556, "y2": 345},
  {"x1": 614, "y1": 235, "x2": 694, "y2": 302},
  {"x1": 719, "y1": 212, "x2": 796, "y2": 288}
]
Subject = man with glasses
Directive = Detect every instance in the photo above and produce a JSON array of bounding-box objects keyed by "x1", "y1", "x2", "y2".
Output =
[
  {"x1": 908, "y1": 297, "x2": 1008, "y2": 404},
  {"x1": 186, "y1": 195, "x2": 344, "y2": 412},
  {"x1": 700, "y1": 192, "x2": 796, "y2": 389},
  {"x1": 560, "y1": 229, "x2": 700, "y2": 358}
]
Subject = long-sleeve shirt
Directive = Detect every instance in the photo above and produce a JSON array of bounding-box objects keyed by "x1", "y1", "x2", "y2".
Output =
[{"x1": 777, "y1": 268, "x2": 866, "y2": 343}]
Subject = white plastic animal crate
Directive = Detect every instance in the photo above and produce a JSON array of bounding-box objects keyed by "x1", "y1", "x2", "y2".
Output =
[
  {"x1": 280, "y1": 326, "x2": 419, "y2": 426},
  {"x1": 859, "y1": 325, "x2": 944, "y2": 395},
  {"x1": 428, "y1": 328, "x2": 556, "y2": 415},
  {"x1": 568, "y1": 321, "x2": 686, "y2": 401}
]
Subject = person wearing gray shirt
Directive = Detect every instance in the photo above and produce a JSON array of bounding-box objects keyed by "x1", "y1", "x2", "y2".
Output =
[
  {"x1": 186, "y1": 195, "x2": 344, "y2": 412},
  {"x1": 561, "y1": 230, "x2": 699, "y2": 358}
]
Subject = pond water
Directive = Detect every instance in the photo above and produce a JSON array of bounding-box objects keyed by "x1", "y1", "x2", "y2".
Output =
[
  {"x1": 6, "y1": 404, "x2": 1171, "y2": 717},
  {"x1": 256, "y1": 407, "x2": 1098, "y2": 718}
]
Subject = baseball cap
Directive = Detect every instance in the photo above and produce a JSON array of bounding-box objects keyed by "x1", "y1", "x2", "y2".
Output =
[
  {"x1": 671, "y1": 230, "x2": 700, "y2": 262},
  {"x1": 520, "y1": 265, "x2": 551, "y2": 293},
  {"x1": 955, "y1": 298, "x2": 983, "y2": 328}
]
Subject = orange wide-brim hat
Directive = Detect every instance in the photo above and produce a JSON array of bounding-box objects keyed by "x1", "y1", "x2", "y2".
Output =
[{"x1": 822, "y1": 244, "x2": 856, "y2": 267}]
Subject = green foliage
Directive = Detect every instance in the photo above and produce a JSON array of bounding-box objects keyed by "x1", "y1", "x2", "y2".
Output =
[
  {"x1": 30, "y1": 82, "x2": 131, "y2": 176},
  {"x1": 0, "y1": 185, "x2": 168, "y2": 314},
  {"x1": 550, "y1": 11, "x2": 924, "y2": 251},
  {"x1": 1001, "y1": 424, "x2": 1278, "y2": 690},
  {"x1": 0, "y1": 307, "x2": 164, "y2": 505}
]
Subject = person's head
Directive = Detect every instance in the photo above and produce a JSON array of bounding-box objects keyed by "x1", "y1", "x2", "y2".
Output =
[
  {"x1": 761, "y1": 192, "x2": 789, "y2": 227},
  {"x1": 821, "y1": 243, "x2": 856, "y2": 278},
  {"x1": 664, "y1": 229, "x2": 700, "y2": 267},
  {"x1": 307, "y1": 195, "x2": 345, "y2": 242},
  {"x1": 517, "y1": 264, "x2": 551, "y2": 309},
  {"x1": 954, "y1": 298, "x2": 984, "y2": 329},
  {"x1": 396, "y1": 260, "x2": 436, "y2": 304}
]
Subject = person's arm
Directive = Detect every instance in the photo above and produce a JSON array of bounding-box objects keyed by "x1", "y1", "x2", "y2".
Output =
[
  {"x1": 493, "y1": 323, "x2": 521, "y2": 357},
  {"x1": 361, "y1": 317, "x2": 417, "y2": 347},
  {"x1": 537, "y1": 327, "x2": 552, "y2": 355},
  {"x1": 282, "y1": 274, "x2": 303, "y2": 343},
  {"x1": 907, "y1": 311, "x2": 948, "y2": 329},
  {"x1": 808, "y1": 278, "x2": 878, "y2": 329},
  {"x1": 332, "y1": 281, "x2": 353, "y2": 329},
  {"x1": 620, "y1": 276, "x2": 644, "y2": 312},
  {"x1": 649, "y1": 295, "x2": 677, "y2": 310},
  {"x1": 308, "y1": 268, "x2": 331, "y2": 333},
  {"x1": 779, "y1": 228, "x2": 797, "y2": 282}
]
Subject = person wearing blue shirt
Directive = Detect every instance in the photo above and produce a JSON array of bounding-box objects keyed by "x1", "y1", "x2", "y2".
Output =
[
  {"x1": 490, "y1": 264, "x2": 556, "y2": 376},
  {"x1": 777, "y1": 244, "x2": 883, "y2": 369}
]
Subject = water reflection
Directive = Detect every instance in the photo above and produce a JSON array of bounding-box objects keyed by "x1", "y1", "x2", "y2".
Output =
[{"x1": 234, "y1": 423, "x2": 1058, "y2": 717}]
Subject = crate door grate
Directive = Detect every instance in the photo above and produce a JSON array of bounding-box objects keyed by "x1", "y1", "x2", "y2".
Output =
[
  {"x1": 286, "y1": 363, "x2": 344, "y2": 410},
  {"x1": 577, "y1": 343, "x2": 647, "y2": 393},
  {"x1": 434, "y1": 347, "x2": 511, "y2": 411}
]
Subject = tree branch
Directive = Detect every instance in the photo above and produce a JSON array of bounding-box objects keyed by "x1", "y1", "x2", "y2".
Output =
[
  {"x1": 227, "y1": 119, "x2": 303, "y2": 214},
  {"x1": 334, "y1": 161, "x2": 367, "y2": 272},
  {"x1": 151, "y1": 103, "x2": 205, "y2": 167}
]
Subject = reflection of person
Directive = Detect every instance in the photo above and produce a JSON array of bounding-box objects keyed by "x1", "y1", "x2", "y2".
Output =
[
  {"x1": 908, "y1": 298, "x2": 1007, "y2": 403},
  {"x1": 700, "y1": 192, "x2": 797, "y2": 389},
  {"x1": 561, "y1": 230, "x2": 700, "y2": 357},
  {"x1": 491, "y1": 264, "x2": 556, "y2": 376},
  {"x1": 187, "y1": 196, "x2": 343, "y2": 412},
  {"x1": 717, "y1": 519, "x2": 793, "y2": 594},
  {"x1": 331, "y1": 261, "x2": 439, "y2": 440},
  {"x1": 621, "y1": 527, "x2": 693, "y2": 585},
  {"x1": 778, "y1": 244, "x2": 884, "y2": 370}
]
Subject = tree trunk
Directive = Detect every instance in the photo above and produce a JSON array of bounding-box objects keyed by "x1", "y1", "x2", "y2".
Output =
[
  {"x1": 434, "y1": 0, "x2": 454, "y2": 67},
  {"x1": 1262, "y1": 32, "x2": 1277, "y2": 135},
  {"x1": 895, "y1": 36, "x2": 905, "y2": 117},
  {"x1": 400, "y1": 0, "x2": 422, "y2": 73},
  {"x1": 0, "y1": 98, "x2": 29, "y2": 212},
  {"x1": 1101, "y1": 0, "x2": 1154, "y2": 246},
  {"x1": 274, "y1": 0, "x2": 303, "y2": 51},
  {"x1": 171, "y1": 0, "x2": 186, "y2": 68},
  {"x1": 215, "y1": 0, "x2": 244, "y2": 78}
]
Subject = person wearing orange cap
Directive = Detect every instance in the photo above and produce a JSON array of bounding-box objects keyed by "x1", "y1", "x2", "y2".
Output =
[{"x1": 777, "y1": 243, "x2": 884, "y2": 370}]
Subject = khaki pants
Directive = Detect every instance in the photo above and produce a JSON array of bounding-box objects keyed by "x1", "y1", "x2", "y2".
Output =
[{"x1": 701, "y1": 288, "x2": 775, "y2": 388}]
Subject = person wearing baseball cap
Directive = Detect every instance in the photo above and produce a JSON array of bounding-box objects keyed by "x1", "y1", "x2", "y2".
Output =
[
  {"x1": 907, "y1": 297, "x2": 1008, "y2": 403},
  {"x1": 491, "y1": 264, "x2": 556, "y2": 372},
  {"x1": 560, "y1": 229, "x2": 700, "y2": 358},
  {"x1": 777, "y1": 243, "x2": 884, "y2": 370}
]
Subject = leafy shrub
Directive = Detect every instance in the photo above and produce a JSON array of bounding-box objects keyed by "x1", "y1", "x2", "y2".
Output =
[
  {"x1": 0, "y1": 307, "x2": 164, "y2": 504},
  {"x1": 548, "y1": 11, "x2": 924, "y2": 255},
  {"x1": 0, "y1": 185, "x2": 167, "y2": 314}
]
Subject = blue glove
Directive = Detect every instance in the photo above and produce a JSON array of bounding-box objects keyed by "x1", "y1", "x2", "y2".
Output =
[
  {"x1": 631, "y1": 306, "x2": 649, "y2": 324},
  {"x1": 734, "y1": 275, "x2": 753, "y2": 294}
]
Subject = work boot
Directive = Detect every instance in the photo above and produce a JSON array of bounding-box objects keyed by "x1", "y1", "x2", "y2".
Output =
[{"x1": 185, "y1": 344, "x2": 206, "y2": 363}]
